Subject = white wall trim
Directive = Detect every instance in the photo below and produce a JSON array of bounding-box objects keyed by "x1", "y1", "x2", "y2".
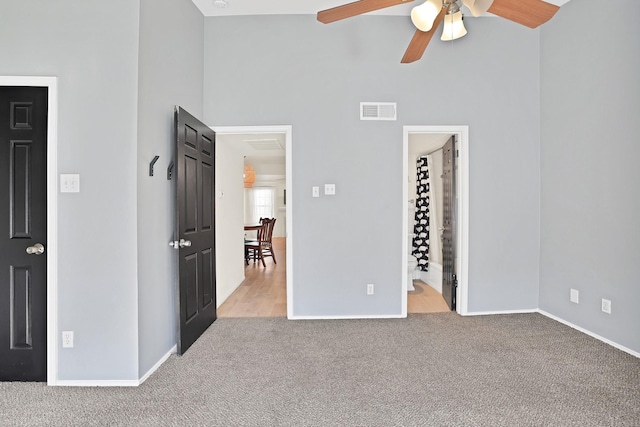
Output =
[
  {"x1": 55, "y1": 380, "x2": 142, "y2": 387},
  {"x1": 538, "y1": 310, "x2": 640, "y2": 359},
  {"x1": 403, "y1": 126, "x2": 469, "y2": 316},
  {"x1": 290, "y1": 314, "x2": 405, "y2": 320},
  {"x1": 211, "y1": 125, "x2": 293, "y2": 318},
  {"x1": 139, "y1": 344, "x2": 177, "y2": 385},
  {"x1": 462, "y1": 309, "x2": 539, "y2": 316},
  {"x1": 1, "y1": 76, "x2": 59, "y2": 385}
]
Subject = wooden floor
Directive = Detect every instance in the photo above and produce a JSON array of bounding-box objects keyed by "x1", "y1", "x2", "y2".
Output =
[
  {"x1": 407, "y1": 281, "x2": 451, "y2": 313},
  {"x1": 218, "y1": 238, "x2": 450, "y2": 317},
  {"x1": 218, "y1": 237, "x2": 287, "y2": 317}
]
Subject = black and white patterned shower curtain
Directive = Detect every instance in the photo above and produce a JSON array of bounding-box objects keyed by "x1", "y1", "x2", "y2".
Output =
[{"x1": 412, "y1": 156, "x2": 430, "y2": 271}]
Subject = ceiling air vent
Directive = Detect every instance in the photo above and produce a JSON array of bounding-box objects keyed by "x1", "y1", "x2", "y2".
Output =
[
  {"x1": 360, "y1": 102, "x2": 397, "y2": 121},
  {"x1": 243, "y1": 138, "x2": 284, "y2": 151}
]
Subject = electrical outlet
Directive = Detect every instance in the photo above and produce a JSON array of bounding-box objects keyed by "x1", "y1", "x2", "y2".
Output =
[
  {"x1": 60, "y1": 174, "x2": 80, "y2": 193},
  {"x1": 62, "y1": 331, "x2": 74, "y2": 348},
  {"x1": 570, "y1": 289, "x2": 579, "y2": 304},
  {"x1": 367, "y1": 284, "x2": 374, "y2": 295},
  {"x1": 601, "y1": 299, "x2": 611, "y2": 314}
]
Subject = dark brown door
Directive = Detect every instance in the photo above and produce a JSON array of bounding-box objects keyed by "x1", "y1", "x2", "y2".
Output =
[
  {"x1": 0, "y1": 87, "x2": 48, "y2": 381},
  {"x1": 442, "y1": 136, "x2": 457, "y2": 311},
  {"x1": 174, "y1": 107, "x2": 216, "y2": 355}
]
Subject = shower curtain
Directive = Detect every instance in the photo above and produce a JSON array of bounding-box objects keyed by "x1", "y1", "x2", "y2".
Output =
[{"x1": 412, "y1": 156, "x2": 430, "y2": 271}]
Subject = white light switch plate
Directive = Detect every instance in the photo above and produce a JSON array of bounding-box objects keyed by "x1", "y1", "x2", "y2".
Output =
[
  {"x1": 312, "y1": 186, "x2": 320, "y2": 198},
  {"x1": 60, "y1": 174, "x2": 80, "y2": 193},
  {"x1": 324, "y1": 184, "x2": 336, "y2": 195}
]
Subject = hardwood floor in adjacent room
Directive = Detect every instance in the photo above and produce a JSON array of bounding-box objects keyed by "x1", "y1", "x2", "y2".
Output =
[
  {"x1": 218, "y1": 237, "x2": 287, "y2": 318},
  {"x1": 407, "y1": 281, "x2": 451, "y2": 313},
  {"x1": 218, "y1": 238, "x2": 450, "y2": 317}
]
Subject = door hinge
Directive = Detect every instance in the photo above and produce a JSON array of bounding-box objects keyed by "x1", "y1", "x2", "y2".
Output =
[{"x1": 456, "y1": 149, "x2": 459, "y2": 158}]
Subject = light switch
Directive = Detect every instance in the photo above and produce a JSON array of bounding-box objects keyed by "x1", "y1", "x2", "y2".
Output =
[
  {"x1": 324, "y1": 184, "x2": 336, "y2": 196},
  {"x1": 60, "y1": 174, "x2": 80, "y2": 193},
  {"x1": 312, "y1": 186, "x2": 320, "y2": 198}
]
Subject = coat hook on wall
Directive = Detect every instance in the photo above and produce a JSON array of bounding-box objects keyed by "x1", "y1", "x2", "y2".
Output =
[
  {"x1": 167, "y1": 161, "x2": 174, "y2": 180},
  {"x1": 149, "y1": 155, "x2": 160, "y2": 177}
]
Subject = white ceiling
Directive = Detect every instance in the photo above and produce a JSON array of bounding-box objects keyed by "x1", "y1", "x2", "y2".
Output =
[{"x1": 192, "y1": 0, "x2": 571, "y2": 18}]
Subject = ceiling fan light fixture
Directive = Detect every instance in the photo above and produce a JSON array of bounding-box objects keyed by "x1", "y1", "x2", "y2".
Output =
[
  {"x1": 410, "y1": 0, "x2": 443, "y2": 32},
  {"x1": 441, "y1": 10, "x2": 467, "y2": 41},
  {"x1": 463, "y1": 0, "x2": 494, "y2": 17}
]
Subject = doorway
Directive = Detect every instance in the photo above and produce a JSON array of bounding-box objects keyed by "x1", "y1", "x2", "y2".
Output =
[
  {"x1": 212, "y1": 125, "x2": 293, "y2": 318},
  {"x1": 0, "y1": 76, "x2": 58, "y2": 384},
  {"x1": 402, "y1": 126, "x2": 469, "y2": 316}
]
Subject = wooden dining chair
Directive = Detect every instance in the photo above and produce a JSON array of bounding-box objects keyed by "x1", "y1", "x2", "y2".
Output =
[{"x1": 245, "y1": 218, "x2": 277, "y2": 267}]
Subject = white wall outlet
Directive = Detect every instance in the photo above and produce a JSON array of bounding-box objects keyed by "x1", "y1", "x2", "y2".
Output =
[
  {"x1": 601, "y1": 299, "x2": 612, "y2": 314},
  {"x1": 570, "y1": 289, "x2": 579, "y2": 304},
  {"x1": 367, "y1": 283, "x2": 374, "y2": 295},
  {"x1": 62, "y1": 331, "x2": 74, "y2": 348},
  {"x1": 60, "y1": 174, "x2": 80, "y2": 193},
  {"x1": 312, "y1": 186, "x2": 320, "y2": 198},
  {"x1": 324, "y1": 184, "x2": 336, "y2": 196}
]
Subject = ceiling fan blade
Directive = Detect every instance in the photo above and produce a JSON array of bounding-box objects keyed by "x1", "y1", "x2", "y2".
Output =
[
  {"x1": 401, "y1": 7, "x2": 446, "y2": 64},
  {"x1": 488, "y1": 0, "x2": 560, "y2": 29},
  {"x1": 318, "y1": 0, "x2": 415, "y2": 24}
]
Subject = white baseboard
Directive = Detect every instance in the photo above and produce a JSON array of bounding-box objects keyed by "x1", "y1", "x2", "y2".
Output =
[
  {"x1": 139, "y1": 344, "x2": 177, "y2": 385},
  {"x1": 54, "y1": 344, "x2": 178, "y2": 387},
  {"x1": 55, "y1": 380, "x2": 141, "y2": 387},
  {"x1": 289, "y1": 314, "x2": 405, "y2": 320},
  {"x1": 462, "y1": 308, "x2": 538, "y2": 316},
  {"x1": 537, "y1": 310, "x2": 640, "y2": 359}
]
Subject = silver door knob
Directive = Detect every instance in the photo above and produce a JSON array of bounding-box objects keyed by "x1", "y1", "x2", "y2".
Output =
[
  {"x1": 169, "y1": 239, "x2": 192, "y2": 249},
  {"x1": 26, "y1": 243, "x2": 45, "y2": 255}
]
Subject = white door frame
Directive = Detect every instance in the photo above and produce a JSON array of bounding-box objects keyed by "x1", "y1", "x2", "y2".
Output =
[
  {"x1": 211, "y1": 125, "x2": 293, "y2": 318},
  {"x1": 402, "y1": 125, "x2": 469, "y2": 316},
  {"x1": 0, "y1": 76, "x2": 59, "y2": 384}
]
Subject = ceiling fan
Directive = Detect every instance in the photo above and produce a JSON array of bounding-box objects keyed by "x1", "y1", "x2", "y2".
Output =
[{"x1": 317, "y1": 0, "x2": 561, "y2": 63}]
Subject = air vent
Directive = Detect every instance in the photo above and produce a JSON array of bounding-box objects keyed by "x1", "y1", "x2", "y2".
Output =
[
  {"x1": 360, "y1": 102, "x2": 397, "y2": 121},
  {"x1": 243, "y1": 138, "x2": 284, "y2": 151}
]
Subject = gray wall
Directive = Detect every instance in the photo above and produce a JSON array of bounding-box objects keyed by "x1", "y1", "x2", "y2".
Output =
[
  {"x1": 540, "y1": 0, "x2": 640, "y2": 353},
  {"x1": 0, "y1": 1, "x2": 141, "y2": 379},
  {"x1": 137, "y1": 0, "x2": 204, "y2": 376},
  {"x1": 204, "y1": 15, "x2": 542, "y2": 316}
]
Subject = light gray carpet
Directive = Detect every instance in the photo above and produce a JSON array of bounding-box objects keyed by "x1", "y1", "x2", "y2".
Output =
[{"x1": 1, "y1": 313, "x2": 639, "y2": 426}]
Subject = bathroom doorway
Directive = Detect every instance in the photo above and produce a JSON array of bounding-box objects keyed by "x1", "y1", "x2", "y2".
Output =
[{"x1": 402, "y1": 126, "x2": 469, "y2": 316}]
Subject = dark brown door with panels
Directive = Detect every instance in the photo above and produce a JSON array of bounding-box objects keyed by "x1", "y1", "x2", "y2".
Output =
[
  {"x1": 173, "y1": 107, "x2": 217, "y2": 355},
  {"x1": 0, "y1": 87, "x2": 48, "y2": 381},
  {"x1": 441, "y1": 136, "x2": 457, "y2": 311}
]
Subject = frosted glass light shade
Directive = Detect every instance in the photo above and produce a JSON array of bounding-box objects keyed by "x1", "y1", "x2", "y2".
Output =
[
  {"x1": 411, "y1": 0, "x2": 442, "y2": 32},
  {"x1": 441, "y1": 11, "x2": 467, "y2": 41},
  {"x1": 464, "y1": 0, "x2": 494, "y2": 17}
]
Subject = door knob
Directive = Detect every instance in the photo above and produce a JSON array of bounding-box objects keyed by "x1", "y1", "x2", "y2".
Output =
[
  {"x1": 26, "y1": 243, "x2": 45, "y2": 255},
  {"x1": 169, "y1": 239, "x2": 192, "y2": 249}
]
